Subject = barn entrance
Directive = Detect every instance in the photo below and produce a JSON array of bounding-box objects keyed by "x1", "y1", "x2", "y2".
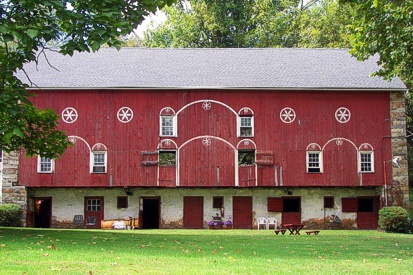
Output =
[
  {"x1": 183, "y1": 196, "x2": 204, "y2": 229},
  {"x1": 233, "y1": 196, "x2": 253, "y2": 229},
  {"x1": 357, "y1": 196, "x2": 379, "y2": 229},
  {"x1": 32, "y1": 198, "x2": 51, "y2": 228},
  {"x1": 281, "y1": 197, "x2": 301, "y2": 225},
  {"x1": 84, "y1": 197, "x2": 104, "y2": 229},
  {"x1": 140, "y1": 197, "x2": 160, "y2": 229}
]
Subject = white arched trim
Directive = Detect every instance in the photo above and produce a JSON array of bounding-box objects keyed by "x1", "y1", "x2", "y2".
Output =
[
  {"x1": 68, "y1": 135, "x2": 91, "y2": 152},
  {"x1": 306, "y1": 143, "x2": 322, "y2": 151},
  {"x1": 92, "y1": 143, "x2": 107, "y2": 151},
  {"x1": 175, "y1": 99, "x2": 237, "y2": 116},
  {"x1": 359, "y1": 143, "x2": 374, "y2": 151},
  {"x1": 236, "y1": 139, "x2": 257, "y2": 149},
  {"x1": 238, "y1": 107, "x2": 254, "y2": 116},
  {"x1": 159, "y1": 107, "x2": 176, "y2": 116},
  {"x1": 158, "y1": 139, "x2": 178, "y2": 149},
  {"x1": 321, "y1": 137, "x2": 358, "y2": 152}
]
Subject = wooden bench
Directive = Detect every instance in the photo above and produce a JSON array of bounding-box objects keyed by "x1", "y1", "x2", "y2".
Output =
[
  {"x1": 274, "y1": 229, "x2": 287, "y2": 235},
  {"x1": 305, "y1": 230, "x2": 320, "y2": 235}
]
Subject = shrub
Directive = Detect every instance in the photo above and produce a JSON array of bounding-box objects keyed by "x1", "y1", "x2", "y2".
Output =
[
  {"x1": 0, "y1": 204, "x2": 22, "y2": 227},
  {"x1": 378, "y1": 206, "x2": 408, "y2": 233}
]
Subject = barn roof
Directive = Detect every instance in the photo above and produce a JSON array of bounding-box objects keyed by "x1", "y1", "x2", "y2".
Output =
[{"x1": 18, "y1": 48, "x2": 406, "y2": 90}]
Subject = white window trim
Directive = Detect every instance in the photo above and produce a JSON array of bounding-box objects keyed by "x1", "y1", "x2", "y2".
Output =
[
  {"x1": 90, "y1": 151, "x2": 107, "y2": 173},
  {"x1": 359, "y1": 151, "x2": 374, "y2": 173},
  {"x1": 306, "y1": 151, "x2": 323, "y2": 173},
  {"x1": 160, "y1": 115, "x2": 177, "y2": 137},
  {"x1": 37, "y1": 156, "x2": 54, "y2": 173},
  {"x1": 237, "y1": 116, "x2": 254, "y2": 137}
]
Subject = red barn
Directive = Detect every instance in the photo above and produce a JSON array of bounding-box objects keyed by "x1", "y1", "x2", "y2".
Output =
[{"x1": 4, "y1": 48, "x2": 408, "y2": 229}]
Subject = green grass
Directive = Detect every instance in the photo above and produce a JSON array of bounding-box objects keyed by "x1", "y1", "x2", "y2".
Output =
[{"x1": 1, "y1": 228, "x2": 412, "y2": 274}]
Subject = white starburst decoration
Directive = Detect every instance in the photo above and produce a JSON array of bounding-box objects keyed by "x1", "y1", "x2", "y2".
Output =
[
  {"x1": 202, "y1": 137, "x2": 211, "y2": 146},
  {"x1": 202, "y1": 101, "x2": 211, "y2": 110},
  {"x1": 335, "y1": 107, "x2": 351, "y2": 123},
  {"x1": 62, "y1": 107, "x2": 78, "y2": 123},
  {"x1": 336, "y1": 139, "x2": 343, "y2": 146},
  {"x1": 280, "y1": 107, "x2": 296, "y2": 123},
  {"x1": 117, "y1": 107, "x2": 133, "y2": 123}
]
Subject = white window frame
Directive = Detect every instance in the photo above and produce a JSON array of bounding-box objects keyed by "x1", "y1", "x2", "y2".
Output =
[
  {"x1": 306, "y1": 151, "x2": 323, "y2": 173},
  {"x1": 238, "y1": 116, "x2": 254, "y2": 137},
  {"x1": 160, "y1": 115, "x2": 177, "y2": 137},
  {"x1": 91, "y1": 151, "x2": 107, "y2": 173},
  {"x1": 359, "y1": 151, "x2": 374, "y2": 173},
  {"x1": 37, "y1": 156, "x2": 54, "y2": 173}
]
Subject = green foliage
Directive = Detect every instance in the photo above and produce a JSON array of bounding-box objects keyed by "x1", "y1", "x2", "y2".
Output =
[
  {"x1": 378, "y1": 206, "x2": 409, "y2": 233},
  {"x1": 0, "y1": 204, "x2": 21, "y2": 227},
  {"x1": 0, "y1": 0, "x2": 174, "y2": 158},
  {"x1": 142, "y1": 0, "x2": 354, "y2": 48}
]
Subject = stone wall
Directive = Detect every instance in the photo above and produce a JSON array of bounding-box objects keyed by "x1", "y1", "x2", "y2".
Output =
[
  {"x1": 30, "y1": 187, "x2": 380, "y2": 229},
  {"x1": 389, "y1": 91, "x2": 410, "y2": 209},
  {"x1": 1, "y1": 151, "x2": 27, "y2": 226}
]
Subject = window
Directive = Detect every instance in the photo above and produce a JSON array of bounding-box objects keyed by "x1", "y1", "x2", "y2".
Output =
[
  {"x1": 37, "y1": 156, "x2": 54, "y2": 173},
  {"x1": 324, "y1": 196, "x2": 334, "y2": 208},
  {"x1": 160, "y1": 116, "x2": 175, "y2": 136},
  {"x1": 359, "y1": 152, "x2": 374, "y2": 172},
  {"x1": 86, "y1": 198, "x2": 101, "y2": 211},
  {"x1": 117, "y1": 196, "x2": 128, "y2": 209},
  {"x1": 92, "y1": 151, "x2": 107, "y2": 173},
  {"x1": 213, "y1": 197, "x2": 224, "y2": 209},
  {"x1": 238, "y1": 150, "x2": 255, "y2": 165},
  {"x1": 239, "y1": 116, "x2": 254, "y2": 137},
  {"x1": 307, "y1": 151, "x2": 322, "y2": 173},
  {"x1": 159, "y1": 151, "x2": 176, "y2": 166}
]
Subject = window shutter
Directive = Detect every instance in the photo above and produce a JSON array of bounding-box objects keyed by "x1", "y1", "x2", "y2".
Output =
[
  {"x1": 268, "y1": 197, "x2": 283, "y2": 212},
  {"x1": 342, "y1": 198, "x2": 358, "y2": 212}
]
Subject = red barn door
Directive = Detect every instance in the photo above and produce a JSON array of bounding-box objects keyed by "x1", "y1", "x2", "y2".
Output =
[
  {"x1": 84, "y1": 197, "x2": 104, "y2": 229},
  {"x1": 233, "y1": 196, "x2": 253, "y2": 229},
  {"x1": 281, "y1": 197, "x2": 301, "y2": 225},
  {"x1": 183, "y1": 196, "x2": 204, "y2": 229},
  {"x1": 357, "y1": 196, "x2": 379, "y2": 229}
]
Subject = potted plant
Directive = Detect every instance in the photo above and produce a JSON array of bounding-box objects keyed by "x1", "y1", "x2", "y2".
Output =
[
  {"x1": 208, "y1": 220, "x2": 215, "y2": 229},
  {"x1": 225, "y1": 220, "x2": 233, "y2": 229},
  {"x1": 217, "y1": 220, "x2": 224, "y2": 229}
]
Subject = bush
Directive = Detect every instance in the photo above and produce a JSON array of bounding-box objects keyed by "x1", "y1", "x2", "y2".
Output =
[
  {"x1": 378, "y1": 206, "x2": 408, "y2": 233},
  {"x1": 0, "y1": 204, "x2": 22, "y2": 227}
]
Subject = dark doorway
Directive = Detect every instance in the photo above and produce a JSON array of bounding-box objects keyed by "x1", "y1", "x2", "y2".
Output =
[
  {"x1": 183, "y1": 196, "x2": 204, "y2": 229},
  {"x1": 281, "y1": 197, "x2": 301, "y2": 225},
  {"x1": 141, "y1": 198, "x2": 160, "y2": 229},
  {"x1": 357, "y1": 196, "x2": 379, "y2": 229},
  {"x1": 233, "y1": 196, "x2": 253, "y2": 229},
  {"x1": 34, "y1": 198, "x2": 51, "y2": 228}
]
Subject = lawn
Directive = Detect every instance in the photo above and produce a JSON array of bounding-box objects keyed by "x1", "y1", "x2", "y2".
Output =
[{"x1": 1, "y1": 228, "x2": 412, "y2": 275}]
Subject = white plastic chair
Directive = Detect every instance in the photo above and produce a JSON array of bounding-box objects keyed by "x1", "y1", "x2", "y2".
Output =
[
  {"x1": 256, "y1": 217, "x2": 267, "y2": 230},
  {"x1": 266, "y1": 217, "x2": 278, "y2": 230}
]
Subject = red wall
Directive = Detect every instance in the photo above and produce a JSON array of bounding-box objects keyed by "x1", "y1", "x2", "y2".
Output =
[{"x1": 19, "y1": 89, "x2": 392, "y2": 188}]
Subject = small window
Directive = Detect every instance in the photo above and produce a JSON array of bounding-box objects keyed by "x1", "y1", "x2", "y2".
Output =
[
  {"x1": 213, "y1": 197, "x2": 224, "y2": 209},
  {"x1": 307, "y1": 151, "x2": 322, "y2": 173},
  {"x1": 92, "y1": 151, "x2": 107, "y2": 173},
  {"x1": 37, "y1": 156, "x2": 54, "y2": 173},
  {"x1": 324, "y1": 196, "x2": 334, "y2": 208},
  {"x1": 360, "y1": 152, "x2": 374, "y2": 172},
  {"x1": 160, "y1": 116, "x2": 175, "y2": 136},
  {"x1": 238, "y1": 150, "x2": 255, "y2": 165},
  {"x1": 117, "y1": 196, "x2": 128, "y2": 209},
  {"x1": 239, "y1": 116, "x2": 254, "y2": 137},
  {"x1": 159, "y1": 151, "x2": 176, "y2": 166}
]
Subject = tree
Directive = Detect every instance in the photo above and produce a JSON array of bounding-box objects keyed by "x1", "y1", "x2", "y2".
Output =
[
  {"x1": 340, "y1": 0, "x2": 413, "y2": 185},
  {"x1": 1, "y1": 0, "x2": 175, "y2": 158},
  {"x1": 142, "y1": 0, "x2": 354, "y2": 48}
]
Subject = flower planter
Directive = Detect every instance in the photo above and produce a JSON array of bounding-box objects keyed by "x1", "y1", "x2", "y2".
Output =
[{"x1": 225, "y1": 225, "x2": 233, "y2": 229}]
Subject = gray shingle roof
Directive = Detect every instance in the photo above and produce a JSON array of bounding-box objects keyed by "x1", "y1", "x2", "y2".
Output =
[{"x1": 18, "y1": 48, "x2": 406, "y2": 90}]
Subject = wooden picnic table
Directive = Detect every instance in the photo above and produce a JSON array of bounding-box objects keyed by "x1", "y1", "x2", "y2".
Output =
[{"x1": 283, "y1": 223, "x2": 304, "y2": 235}]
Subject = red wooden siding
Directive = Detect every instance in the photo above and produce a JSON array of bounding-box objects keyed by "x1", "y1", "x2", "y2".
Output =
[{"x1": 19, "y1": 89, "x2": 392, "y2": 188}]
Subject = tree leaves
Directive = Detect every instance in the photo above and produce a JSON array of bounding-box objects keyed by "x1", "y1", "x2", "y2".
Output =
[{"x1": 0, "y1": 0, "x2": 175, "y2": 158}]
